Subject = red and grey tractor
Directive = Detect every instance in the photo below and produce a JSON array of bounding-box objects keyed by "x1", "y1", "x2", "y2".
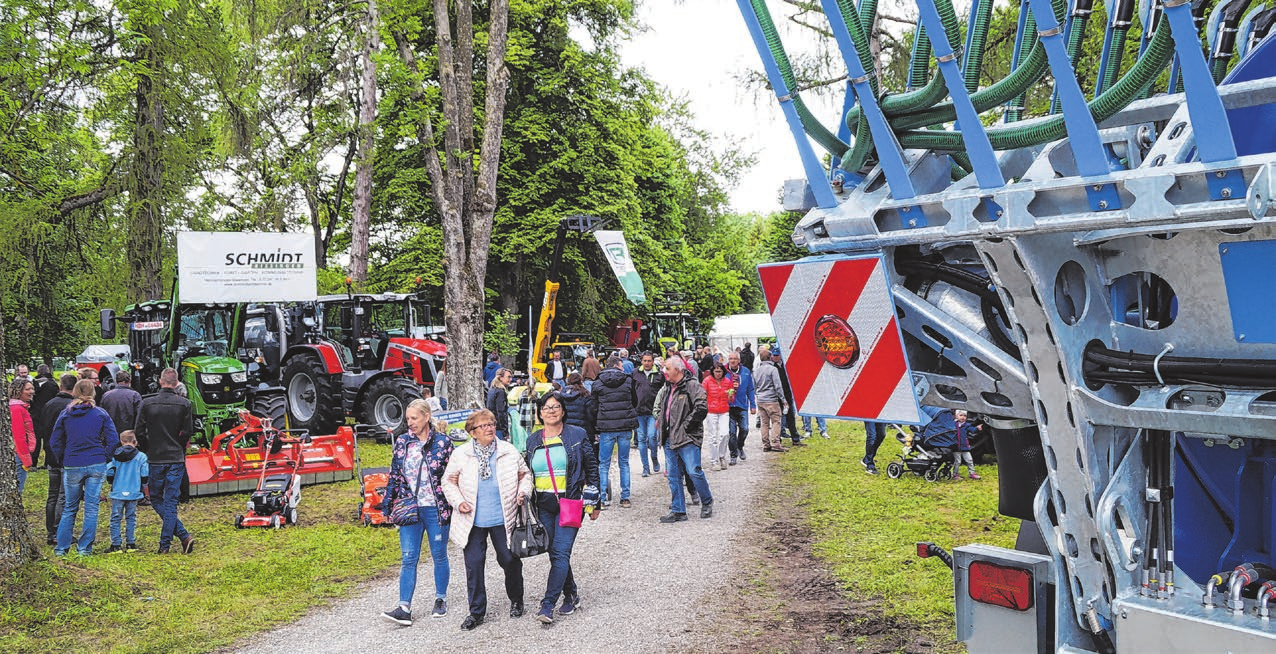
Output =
[{"x1": 279, "y1": 291, "x2": 445, "y2": 439}]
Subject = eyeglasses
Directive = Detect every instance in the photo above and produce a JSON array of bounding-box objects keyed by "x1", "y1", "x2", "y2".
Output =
[
  {"x1": 542, "y1": 405, "x2": 563, "y2": 413},
  {"x1": 470, "y1": 423, "x2": 496, "y2": 431}
]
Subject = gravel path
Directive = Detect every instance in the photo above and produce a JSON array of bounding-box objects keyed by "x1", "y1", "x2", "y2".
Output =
[{"x1": 231, "y1": 450, "x2": 772, "y2": 654}]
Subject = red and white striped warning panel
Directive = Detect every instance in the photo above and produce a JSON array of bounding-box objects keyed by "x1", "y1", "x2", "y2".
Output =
[{"x1": 758, "y1": 255, "x2": 923, "y2": 424}]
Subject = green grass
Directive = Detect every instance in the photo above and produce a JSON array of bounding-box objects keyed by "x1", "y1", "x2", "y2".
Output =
[
  {"x1": 781, "y1": 421, "x2": 1019, "y2": 629},
  {"x1": 1, "y1": 442, "x2": 399, "y2": 654}
]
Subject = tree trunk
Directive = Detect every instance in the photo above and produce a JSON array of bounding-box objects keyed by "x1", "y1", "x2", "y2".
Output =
[
  {"x1": 0, "y1": 304, "x2": 40, "y2": 572},
  {"x1": 391, "y1": 0, "x2": 511, "y2": 410},
  {"x1": 127, "y1": 27, "x2": 165, "y2": 303},
  {"x1": 349, "y1": 0, "x2": 378, "y2": 284}
]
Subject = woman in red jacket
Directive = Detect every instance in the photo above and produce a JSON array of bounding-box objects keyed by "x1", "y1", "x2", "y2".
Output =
[
  {"x1": 9, "y1": 378, "x2": 36, "y2": 493},
  {"x1": 701, "y1": 363, "x2": 734, "y2": 472}
]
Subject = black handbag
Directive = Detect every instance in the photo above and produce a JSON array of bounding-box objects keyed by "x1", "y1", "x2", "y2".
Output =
[{"x1": 510, "y1": 500, "x2": 549, "y2": 558}]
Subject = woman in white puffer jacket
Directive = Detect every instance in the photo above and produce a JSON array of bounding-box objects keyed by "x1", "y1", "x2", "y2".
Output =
[{"x1": 442, "y1": 409, "x2": 533, "y2": 632}]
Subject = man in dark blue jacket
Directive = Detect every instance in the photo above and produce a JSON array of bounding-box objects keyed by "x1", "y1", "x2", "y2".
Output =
[
  {"x1": 725, "y1": 351, "x2": 755, "y2": 465},
  {"x1": 591, "y1": 356, "x2": 637, "y2": 508}
]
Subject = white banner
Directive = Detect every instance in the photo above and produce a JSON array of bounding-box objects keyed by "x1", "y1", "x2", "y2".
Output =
[
  {"x1": 177, "y1": 232, "x2": 318, "y2": 303},
  {"x1": 593, "y1": 230, "x2": 646, "y2": 305}
]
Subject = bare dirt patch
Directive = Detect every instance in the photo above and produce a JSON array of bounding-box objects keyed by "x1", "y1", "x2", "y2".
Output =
[{"x1": 692, "y1": 480, "x2": 946, "y2": 654}]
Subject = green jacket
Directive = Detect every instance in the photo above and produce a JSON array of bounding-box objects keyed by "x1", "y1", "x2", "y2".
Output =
[{"x1": 654, "y1": 375, "x2": 708, "y2": 450}]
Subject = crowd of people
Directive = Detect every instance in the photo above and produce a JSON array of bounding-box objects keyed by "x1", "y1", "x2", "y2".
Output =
[{"x1": 8, "y1": 365, "x2": 197, "y2": 556}]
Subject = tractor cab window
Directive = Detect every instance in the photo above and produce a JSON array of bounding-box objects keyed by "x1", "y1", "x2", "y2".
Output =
[
  {"x1": 365, "y1": 302, "x2": 407, "y2": 338},
  {"x1": 177, "y1": 307, "x2": 233, "y2": 358}
]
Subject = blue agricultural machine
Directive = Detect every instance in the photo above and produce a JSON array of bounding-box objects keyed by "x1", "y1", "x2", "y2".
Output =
[{"x1": 741, "y1": 0, "x2": 1276, "y2": 650}]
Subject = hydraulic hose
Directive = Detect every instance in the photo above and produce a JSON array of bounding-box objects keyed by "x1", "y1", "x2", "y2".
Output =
[
  {"x1": 908, "y1": 27, "x2": 932, "y2": 90},
  {"x1": 1006, "y1": 11, "x2": 1039, "y2": 122},
  {"x1": 891, "y1": 0, "x2": 1067, "y2": 131},
  {"x1": 1051, "y1": 1, "x2": 1094, "y2": 114},
  {"x1": 893, "y1": 14, "x2": 1175, "y2": 152},
  {"x1": 1099, "y1": 28, "x2": 1130, "y2": 95},
  {"x1": 964, "y1": 0, "x2": 996, "y2": 94},
  {"x1": 747, "y1": 0, "x2": 851, "y2": 157},
  {"x1": 1211, "y1": 0, "x2": 1255, "y2": 83}
]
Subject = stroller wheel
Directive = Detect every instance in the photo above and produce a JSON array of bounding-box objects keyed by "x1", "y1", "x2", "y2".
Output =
[
  {"x1": 886, "y1": 462, "x2": 904, "y2": 479},
  {"x1": 924, "y1": 467, "x2": 942, "y2": 483}
]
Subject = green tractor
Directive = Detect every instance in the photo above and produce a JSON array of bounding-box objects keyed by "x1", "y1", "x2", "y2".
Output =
[{"x1": 101, "y1": 300, "x2": 285, "y2": 446}]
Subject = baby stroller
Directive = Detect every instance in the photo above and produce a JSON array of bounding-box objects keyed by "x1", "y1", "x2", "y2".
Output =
[{"x1": 885, "y1": 409, "x2": 959, "y2": 482}]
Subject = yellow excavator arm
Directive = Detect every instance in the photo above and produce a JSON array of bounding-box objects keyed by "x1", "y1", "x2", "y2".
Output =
[{"x1": 530, "y1": 280, "x2": 559, "y2": 383}]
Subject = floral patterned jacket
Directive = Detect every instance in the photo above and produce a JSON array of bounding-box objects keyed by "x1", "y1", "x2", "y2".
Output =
[{"x1": 381, "y1": 428, "x2": 454, "y2": 526}]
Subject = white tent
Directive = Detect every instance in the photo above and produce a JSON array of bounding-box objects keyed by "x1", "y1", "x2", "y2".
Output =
[{"x1": 708, "y1": 313, "x2": 775, "y2": 353}]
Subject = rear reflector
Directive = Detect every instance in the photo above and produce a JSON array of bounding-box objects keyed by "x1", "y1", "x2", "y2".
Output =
[
  {"x1": 917, "y1": 542, "x2": 932, "y2": 558},
  {"x1": 968, "y1": 560, "x2": 1034, "y2": 611}
]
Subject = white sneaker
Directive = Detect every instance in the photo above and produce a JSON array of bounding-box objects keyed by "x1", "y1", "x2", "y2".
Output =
[{"x1": 711, "y1": 461, "x2": 721, "y2": 472}]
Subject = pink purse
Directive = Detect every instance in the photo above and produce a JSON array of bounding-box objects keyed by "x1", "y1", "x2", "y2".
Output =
[{"x1": 545, "y1": 446, "x2": 583, "y2": 528}]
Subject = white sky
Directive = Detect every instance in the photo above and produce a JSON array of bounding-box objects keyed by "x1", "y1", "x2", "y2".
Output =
[{"x1": 618, "y1": 0, "x2": 844, "y2": 215}]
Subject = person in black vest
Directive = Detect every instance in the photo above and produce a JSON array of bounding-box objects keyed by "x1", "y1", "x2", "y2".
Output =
[
  {"x1": 591, "y1": 355, "x2": 638, "y2": 508},
  {"x1": 739, "y1": 342, "x2": 755, "y2": 370},
  {"x1": 772, "y1": 349, "x2": 805, "y2": 446}
]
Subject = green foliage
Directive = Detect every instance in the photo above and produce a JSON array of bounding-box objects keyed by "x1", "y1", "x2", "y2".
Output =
[{"x1": 483, "y1": 308, "x2": 522, "y2": 358}]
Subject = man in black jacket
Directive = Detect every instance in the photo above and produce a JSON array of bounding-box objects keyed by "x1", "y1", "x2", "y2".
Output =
[
  {"x1": 29, "y1": 364, "x2": 60, "y2": 469},
  {"x1": 739, "y1": 342, "x2": 755, "y2": 370},
  {"x1": 38, "y1": 373, "x2": 76, "y2": 545},
  {"x1": 631, "y1": 352, "x2": 663, "y2": 477},
  {"x1": 773, "y1": 350, "x2": 805, "y2": 447},
  {"x1": 591, "y1": 355, "x2": 638, "y2": 508},
  {"x1": 135, "y1": 368, "x2": 196, "y2": 554}
]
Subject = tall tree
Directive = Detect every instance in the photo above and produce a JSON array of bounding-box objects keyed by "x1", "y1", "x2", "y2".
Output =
[
  {"x1": 349, "y1": 0, "x2": 378, "y2": 283},
  {"x1": 389, "y1": 0, "x2": 512, "y2": 408}
]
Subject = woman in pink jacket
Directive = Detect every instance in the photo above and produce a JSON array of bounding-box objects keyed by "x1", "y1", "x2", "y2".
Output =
[
  {"x1": 9, "y1": 378, "x2": 36, "y2": 493},
  {"x1": 701, "y1": 363, "x2": 734, "y2": 472}
]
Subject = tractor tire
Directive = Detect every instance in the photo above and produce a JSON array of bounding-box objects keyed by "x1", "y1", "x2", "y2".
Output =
[
  {"x1": 359, "y1": 376, "x2": 422, "y2": 438},
  {"x1": 250, "y1": 388, "x2": 288, "y2": 431},
  {"x1": 283, "y1": 355, "x2": 340, "y2": 436},
  {"x1": 886, "y1": 461, "x2": 904, "y2": 479}
]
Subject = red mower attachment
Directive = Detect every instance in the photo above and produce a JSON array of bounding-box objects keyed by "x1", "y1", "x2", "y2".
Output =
[{"x1": 186, "y1": 413, "x2": 355, "y2": 497}]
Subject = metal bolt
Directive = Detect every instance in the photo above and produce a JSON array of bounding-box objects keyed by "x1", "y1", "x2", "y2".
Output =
[
  {"x1": 1121, "y1": 609, "x2": 1129, "y2": 619},
  {"x1": 902, "y1": 206, "x2": 911, "y2": 212},
  {"x1": 1217, "y1": 171, "x2": 1227, "y2": 178},
  {"x1": 1203, "y1": 439, "x2": 1216, "y2": 447},
  {"x1": 996, "y1": 210, "x2": 1004, "y2": 217},
  {"x1": 1222, "y1": 247, "x2": 1229, "y2": 254},
  {"x1": 908, "y1": 219, "x2": 917, "y2": 227},
  {"x1": 1098, "y1": 200, "x2": 1109, "y2": 209},
  {"x1": 1180, "y1": 394, "x2": 1193, "y2": 405},
  {"x1": 1206, "y1": 395, "x2": 1221, "y2": 407},
  {"x1": 1229, "y1": 438, "x2": 1245, "y2": 450},
  {"x1": 1221, "y1": 188, "x2": 1233, "y2": 199},
  {"x1": 1239, "y1": 333, "x2": 1246, "y2": 341},
  {"x1": 1093, "y1": 185, "x2": 1103, "y2": 191}
]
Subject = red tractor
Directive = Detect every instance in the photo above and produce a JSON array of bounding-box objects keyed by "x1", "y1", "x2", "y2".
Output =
[{"x1": 279, "y1": 292, "x2": 445, "y2": 439}]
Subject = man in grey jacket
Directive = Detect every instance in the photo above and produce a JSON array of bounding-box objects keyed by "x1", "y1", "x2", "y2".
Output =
[
  {"x1": 752, "y1": 348, "x2": 788, "y2": 452},
  {"x1": 655, "y1": 355, "x2": 713, "y2": 523}
]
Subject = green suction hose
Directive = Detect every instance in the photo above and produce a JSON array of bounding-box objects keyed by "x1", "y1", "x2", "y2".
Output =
[
  {"x1": 1006, "y1": 11, "x2": 1039, "y2": 122},
  {"x1": 747, "y1": 0, "x2": 850, "y2": 157},
  {"x1": 894, "y1": 15, "x2": 1174, "y2": 151},
  {"x1": 964, "y1": 0, "x2": 996, "y2": 94}
]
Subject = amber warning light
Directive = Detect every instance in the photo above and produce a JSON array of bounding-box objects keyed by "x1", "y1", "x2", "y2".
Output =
[
  {"x1": 968, "y1": 560, "x2": 1034, "y2": 611},
  {"x1": 813, "y1": 314, "x2": 861, "y2": 369}
]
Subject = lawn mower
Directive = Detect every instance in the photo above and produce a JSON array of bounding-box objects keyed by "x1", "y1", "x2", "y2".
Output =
[{"x1": 232, "y1": 410, "x2": 312, "y2": 529}]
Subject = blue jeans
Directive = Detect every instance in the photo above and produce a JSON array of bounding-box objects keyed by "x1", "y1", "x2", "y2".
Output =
[
  {"x1": 802, "y1": 416, "x2": 828, "y2": 435},
  {"x1": 110, "y1": 499, "x2": 139, "y2": 546},
  {"x1": 635, "y1": 416, "x2": 659, "y2": 474},
  {"x1": 149, "y1": 462, "x2": 191, "y2": 550},
  {"x1": 15, "y1": 453, "x2": 27, "y2": 493},
  {"x1": 598, "y1": 431, "x2": 632, "y2": 502},
  {"x1": 665, "y1": 444, "x2": 712, "y2": 514},
  {"x1": 56, "y1": 462, "x2": 107, "y2": 555},
  {"x1": 864, "y1": 422, "x2": 887, "y2": 466},
  {"x1": 728, "y1": 407, "x2": 749, "y2": 458},
  {"x1": 537, "y1": 504, "x2": 580, "y2": 611},
  {"x1": 398, "y1": 506, "x2": 450, "y2": 605}
]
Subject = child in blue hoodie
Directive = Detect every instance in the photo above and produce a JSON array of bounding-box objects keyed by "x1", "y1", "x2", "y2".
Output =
[{"x1": 105, "y1": 430, "x2": 149, "y2": 553}]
